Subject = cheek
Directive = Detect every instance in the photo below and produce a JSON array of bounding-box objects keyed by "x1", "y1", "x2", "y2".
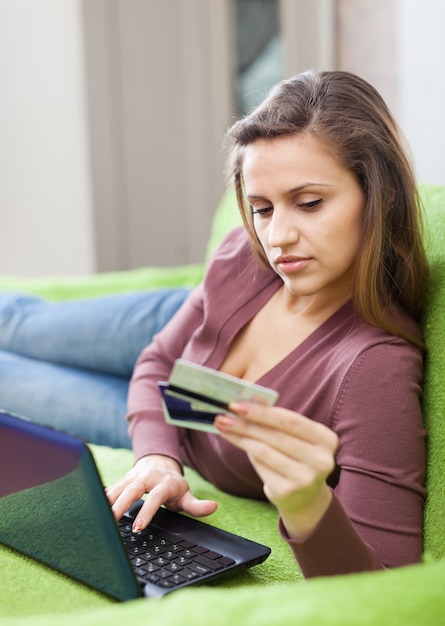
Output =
[
  {"x1": 349, "y1": 202, "x2": 364, "y2": 246},
  {"x1": 252, "y1": 219, "x2": 270, "y2": 247},
  {"x1": 318, "y1": 205, "x2": 363, "y2": 259},
  {"x1": 251, "y1": 220, "x2": 274, "y2": 266},
  {"x1": 336, "y1": 207, "x2": 363, "y2": 260}
]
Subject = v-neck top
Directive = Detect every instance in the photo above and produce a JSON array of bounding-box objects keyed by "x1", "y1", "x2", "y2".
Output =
[{"x1": 128, "y1": 227, "x2": 425, "y2": 577}]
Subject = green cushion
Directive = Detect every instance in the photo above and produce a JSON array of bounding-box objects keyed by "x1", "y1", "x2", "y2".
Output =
[
  {"x1": 0, "y1": 264, "x2": 205, "y2": 301},
  {"x1": 205, "y1": 186, "x2": 242, "y2": 261}
]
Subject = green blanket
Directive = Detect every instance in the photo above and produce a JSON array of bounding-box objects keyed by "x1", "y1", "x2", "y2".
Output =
[{"x1": 1, "y1": 185, "x2": 445, "y2": 625}]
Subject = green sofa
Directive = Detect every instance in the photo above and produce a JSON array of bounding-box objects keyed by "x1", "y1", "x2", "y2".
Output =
[{"x1": 1, "y1": 185, "x2": 445, "y2": 625}]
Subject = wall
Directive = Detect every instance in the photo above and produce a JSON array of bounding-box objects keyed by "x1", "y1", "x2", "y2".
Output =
[
  {"x1": 398, "y1": 0, "x2": 445, "y2": 185},
  {"x1": 1, "y1": 0, "x2": 444, "y2": 278},
  {"x1": 82, "y1": 0, "x2": 234, "y2": 271},
  {"x1": 336, "y1": 0, "x2": 399, "y2": 115},
  {"x1": 0, "y1": 0, "x2": 95, "y2": 277},
  {"x1": 0, "y1": 0, "x2": 337, "y2": 277},
  {"x1": 336, "y1": 0, "x2": 445, "y2": 186}
]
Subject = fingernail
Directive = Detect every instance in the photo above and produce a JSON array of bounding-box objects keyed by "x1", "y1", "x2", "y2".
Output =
[
  {"x1": 215, "y1": 415, "x2": 234, "y2": 429},
  {"x1": 228, "y1": 401, "x2": 248, "y2": 415},
  {"x1": 133, "y1": 517, "x2": 144, "y2": 532}
]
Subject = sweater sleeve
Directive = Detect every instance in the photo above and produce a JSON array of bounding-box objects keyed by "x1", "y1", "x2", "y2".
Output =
[
  {"x1": 127, "y1": 283, "x2": 205, "y2": 464},
  {"x1": 280, "y1": 340, "x2": 426, "y2": 577}
]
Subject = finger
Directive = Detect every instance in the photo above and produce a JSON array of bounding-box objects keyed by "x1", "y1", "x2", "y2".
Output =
[
  {"x1": 132, "y1": 488, "x2": 218, "y2": 532},
  {"x1": 216, "y1": 413, "x2": 338, "y2": 467},
  {"x1": 250, "y1": 440, "x2": 336, "y2": 489},
  {"x1": 132, "y1": 486, "x2": 171, "y2": 531},
  {"x1": 179, "y1": 491, "x2": 218, "y2": 518},
  {"x1": 105, "y1": 474, "x2": 139, "y2": 506},
  {"x1": 219, "y1": 423, "x2": 335, "y2": 486},
  {"x1": 110, "y1": 478, "x2": 148, "y2": 522},
  {"x1": 226, "y1": 402, "x2": 339, "y2": 450}
]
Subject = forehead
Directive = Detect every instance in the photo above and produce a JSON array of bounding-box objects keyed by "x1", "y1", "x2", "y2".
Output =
[{"x1": 241, "y1": 133, "x2": 346, "y2": 191}]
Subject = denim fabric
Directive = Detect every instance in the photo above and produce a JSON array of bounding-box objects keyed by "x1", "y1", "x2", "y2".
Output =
[{"x1": 0, "y1": 288, "x2": 190, "y2": 448}]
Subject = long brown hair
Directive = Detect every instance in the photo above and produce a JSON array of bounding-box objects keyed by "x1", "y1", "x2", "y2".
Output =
[{"x1": 225, "y1": 70, "x2": 428, "y2": 349}]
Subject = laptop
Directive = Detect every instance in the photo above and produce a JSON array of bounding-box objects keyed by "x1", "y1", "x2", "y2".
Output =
[{"x1": 0, "y1": 410, "x2": 270, "y2": 601}]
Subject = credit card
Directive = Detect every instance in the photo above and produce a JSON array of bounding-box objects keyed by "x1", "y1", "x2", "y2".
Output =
[
  {"x1": 158, "y1": 382, "x2": 221, "y2": 433},
  {"x1": 158, "y1": 359, "x2": 279, "y2": 433}
]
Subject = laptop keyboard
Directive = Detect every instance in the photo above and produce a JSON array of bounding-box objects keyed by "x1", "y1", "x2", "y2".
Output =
[{"x1": 118, "y1": 518, "x2": 236, "y2": 590}]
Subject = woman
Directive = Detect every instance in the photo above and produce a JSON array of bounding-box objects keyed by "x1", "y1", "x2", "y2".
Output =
[
  {"x1": 106, "y1": 70, "x2": 428, "y2": 578},
  {"x1": 0, "y1": 70, "x2": 427, "y2": 577}
]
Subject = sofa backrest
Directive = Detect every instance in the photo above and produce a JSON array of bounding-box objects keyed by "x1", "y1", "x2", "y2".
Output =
[
  {"x1": 418, "y1": 185, "x2": 445, "y2": 560},
  {"x1": 205, "y1": 187, "x2": 242, "y2": 261}
]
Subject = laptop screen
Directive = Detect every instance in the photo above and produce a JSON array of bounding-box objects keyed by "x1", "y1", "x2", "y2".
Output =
[{"x1": 0, "y1": 412, "x2": 140, "y2": 601}]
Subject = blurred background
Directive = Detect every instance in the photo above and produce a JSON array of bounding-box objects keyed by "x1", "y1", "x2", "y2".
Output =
[{"x1": 1, "y1": 0, "x2": 444, "y2": 277}]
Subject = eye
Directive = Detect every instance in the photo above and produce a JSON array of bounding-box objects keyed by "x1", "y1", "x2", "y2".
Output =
[
  {"x1": 251, "y1": 205, "x2": 273, "y2": 216},
  {"x1": 297, "y1": 198, "x2": 323, "y2": 211}
]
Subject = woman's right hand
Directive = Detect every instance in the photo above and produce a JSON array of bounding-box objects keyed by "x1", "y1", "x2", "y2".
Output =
[{"x1": 105, "y1": 454, "x2": 218, "y2": 532}]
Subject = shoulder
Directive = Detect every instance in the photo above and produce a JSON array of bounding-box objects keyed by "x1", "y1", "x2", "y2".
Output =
[
  {"x1": 206, "y1": 226, "x2": 251, "y2": 266},
  {"x1": 197, "y1": 227, "x2": 279, "y2": 325},
  {"x1": 203, "y1": 226, "x2": 274, "y2": 286},
  {"x1": 316, "y1": 302, "x2": 423, "y2": 375},
  {"x1": 323, "y1": 304, "x2": 424, "y2": 415},
  {"x1": 340, "y1": 336, "x2": 423, "y2": 394},
  {"x1": 331, "y1": 312, "x2": 424, "y2": 429},
  {"x1": 334, "y1": 302, "x2": 423, "y2": 364}
]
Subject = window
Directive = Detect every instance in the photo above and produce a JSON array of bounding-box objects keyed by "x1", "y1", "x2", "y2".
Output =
[{"x1": 234, "y1": 0, "x2": 284, "y2": 115}]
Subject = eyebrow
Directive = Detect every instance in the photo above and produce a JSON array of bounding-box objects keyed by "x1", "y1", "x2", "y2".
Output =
[{"x1": 246, "y1": 182, "x2": 334, "y2": 200}]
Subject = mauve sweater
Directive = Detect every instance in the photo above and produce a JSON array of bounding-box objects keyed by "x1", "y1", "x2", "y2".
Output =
[{"x1": 128, "y1": 227, "x2": 426, "y2": 578}]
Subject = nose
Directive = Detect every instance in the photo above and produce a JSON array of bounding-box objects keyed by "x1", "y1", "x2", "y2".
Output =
[{"x1": 267, "y1": 207, "x2": 300, "y2": 248}]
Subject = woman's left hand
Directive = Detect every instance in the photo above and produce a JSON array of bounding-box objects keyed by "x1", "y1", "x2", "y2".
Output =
[{"x1": 215, "y1": 402, "x2": 339, "y2": 540}]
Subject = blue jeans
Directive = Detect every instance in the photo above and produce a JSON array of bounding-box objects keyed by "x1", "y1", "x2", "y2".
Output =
[{"x1": 0, "y1": 289, "x2": 190, "y2": 449}]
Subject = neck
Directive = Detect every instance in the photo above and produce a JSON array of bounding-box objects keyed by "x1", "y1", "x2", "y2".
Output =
[{"x1": 279, "y1": 284, "x2": 352, "y2": 319}]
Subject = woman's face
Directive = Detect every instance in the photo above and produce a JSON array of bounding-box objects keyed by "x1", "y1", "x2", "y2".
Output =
[{"x1": 242, "y1": 133, "x2": 365, "y2": 309}]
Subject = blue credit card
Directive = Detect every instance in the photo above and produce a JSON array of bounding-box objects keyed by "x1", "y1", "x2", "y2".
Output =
[{"x1": 158, "y1": 381, "x2": 221, "y2": 433}]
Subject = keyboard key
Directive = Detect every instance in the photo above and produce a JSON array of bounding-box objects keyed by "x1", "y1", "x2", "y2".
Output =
[
  {"x1": 169, "y1": 543, "x2": 185, "y2": 553},
  {"x1": 145, "y1": 562, "x2": 160, "y2": 573},
  {"x1": 204, "y1": 550, "x2": 224, "y2": 560},
  {"x1": 194, "y1": 554, "x2": 224, "y2": 571},
  {"x1": 181, "y1": 548, "x2": 198, "y2": 558},
  {"x1": 166, "y1": 561, "x2": 183, "y2": 572},
  {"x1": 161, "y1": 550, "x2": 177, "y2": 560},
  {"x1": 146, "y1": 572, "x2": 161, "y2": 584},
  {"x1": 217, "y1": 556, "x2": 236, "y2": 566},
  {"x1": 187, "y1": 562, "x2": 212, "y2": 576},
  {"x1": 181, "y1": 567, "x2": 200, "y2": 580},
  {"x1": 168, "y1": 573, "x2": 187, "y2": 585},
  {"x1": 141, "y1": 550, "x2": 159, "y2": 561},
  {"x1": 190, "y1": 544, "x2": 209, "y2": 554}
]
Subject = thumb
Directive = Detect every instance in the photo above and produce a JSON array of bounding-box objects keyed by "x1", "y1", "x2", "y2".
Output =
[{"x1": 179, "y1": 490, "x2": 218, "y2": 518}]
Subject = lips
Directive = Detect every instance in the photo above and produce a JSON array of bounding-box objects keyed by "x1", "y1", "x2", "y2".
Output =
[{"x1": 274, "y1": 255, "x2": 312, "y2": 273}]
